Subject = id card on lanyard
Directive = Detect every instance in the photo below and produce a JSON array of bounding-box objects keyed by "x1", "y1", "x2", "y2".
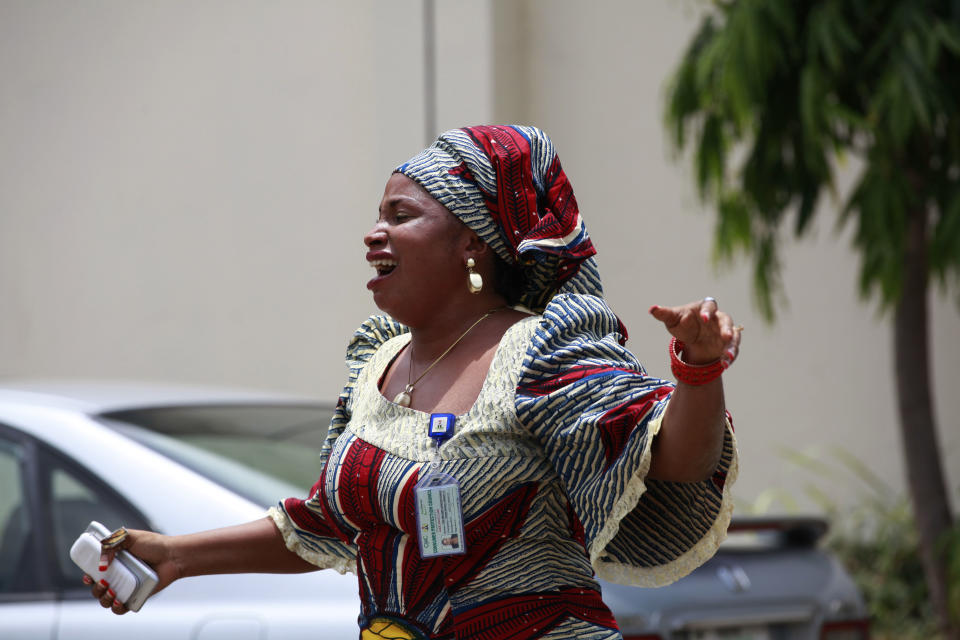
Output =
[{"x1": 415, "y1": 413, "x2": 466, "y2": 558}]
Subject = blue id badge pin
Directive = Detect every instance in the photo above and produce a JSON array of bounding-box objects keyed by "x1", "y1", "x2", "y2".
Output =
[
  {"x1": 428, "y1": 413, "x2": 456, "y2": 441},
  {"x1": 415, "y1": 413, "x2": 466, "y2": 558}
]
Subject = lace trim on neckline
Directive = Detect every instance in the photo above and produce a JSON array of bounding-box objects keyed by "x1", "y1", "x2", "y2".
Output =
[{"x1": 345, "y1": 315, "x2": 540, "y2": 461}]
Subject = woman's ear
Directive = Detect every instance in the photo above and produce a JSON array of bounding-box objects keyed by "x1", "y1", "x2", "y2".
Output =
[{"x1": 464, "y1": 231, "x2": 489, "y2": 257}]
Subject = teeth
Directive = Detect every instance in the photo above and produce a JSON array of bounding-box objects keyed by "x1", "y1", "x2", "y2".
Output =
[{"x1": 369, "y1": 259, "x2": 397, "y2": 268}]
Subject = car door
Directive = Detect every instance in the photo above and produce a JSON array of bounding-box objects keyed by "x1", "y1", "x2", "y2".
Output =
[
  {"x1": 0, "y1": 421, "x2": 152, "y2": 640},
  {"x1": 0, "y1": 424, "x2": 57, "y2": 640}
]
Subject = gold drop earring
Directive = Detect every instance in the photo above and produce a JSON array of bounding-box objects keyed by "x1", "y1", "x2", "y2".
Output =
[{"x1": 466, "y1": 258, "x2": 483, "y2": 294}]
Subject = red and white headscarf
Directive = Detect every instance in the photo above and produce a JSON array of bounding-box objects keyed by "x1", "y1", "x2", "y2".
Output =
[{"x1": 396, "y1": 125, "x2": 602, "y2": 313}]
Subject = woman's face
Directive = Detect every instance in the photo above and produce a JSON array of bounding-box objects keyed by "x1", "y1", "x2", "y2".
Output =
[{"x1": 364, "y1": 173, "x2": 474, "y2": 321}]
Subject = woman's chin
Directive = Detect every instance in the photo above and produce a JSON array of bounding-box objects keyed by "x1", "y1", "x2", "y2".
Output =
[{"x1": 368, "y1": 287, "x2": 402, "y2": 319}]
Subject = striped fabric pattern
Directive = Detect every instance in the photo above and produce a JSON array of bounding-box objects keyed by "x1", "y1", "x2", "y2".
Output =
[
  {"x1": 515, "y1": 294, "x2": 737, "y2": 586},
  {"x1": 269, "y1": 294, "x2": 737, "y2": 638},
  {"x1": 397, "y1": 125, "x2": 602, "y2": 313}
]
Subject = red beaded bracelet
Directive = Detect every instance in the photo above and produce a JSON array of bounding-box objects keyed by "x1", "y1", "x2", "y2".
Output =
[{"x1": 669, "y1": 337, "x2": 728, "y2": 385}]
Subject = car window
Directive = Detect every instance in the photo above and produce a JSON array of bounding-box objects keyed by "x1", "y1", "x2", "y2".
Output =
[
  {"x1": 37, "y1": 445, "x2": 151, "y2": 592},
  {"x1": 103, "y1": 421, "x2": 306, "y2": 507},
  {"x1": 0, "y1": 437, "x2": 38, "y2": 594},
  {"x1": 100, "y1": 404, "x2": 332, "y2": 491}
]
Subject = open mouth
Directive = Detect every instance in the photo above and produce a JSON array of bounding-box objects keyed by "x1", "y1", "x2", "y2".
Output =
[{"x1": 370, "y1": 259, "x2": 397, "y2": 277}]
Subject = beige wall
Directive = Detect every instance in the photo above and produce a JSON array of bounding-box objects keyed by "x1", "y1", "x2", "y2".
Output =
[{"x1": 1, "y1": 0, "x2": 957, "y2": 514}]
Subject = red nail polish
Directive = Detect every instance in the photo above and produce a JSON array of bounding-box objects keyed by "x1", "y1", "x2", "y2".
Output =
[
  {"x1": 701, "y1": 313, "x2": 710, "y2": 322},
  {"x1": 82, "y1": 575, "x2": 93, "y2": 585},
  {"x1": 98, "y1": 564, "x2": 108, "y2": 572},
  {"x1": 649, "y1": 305, "x2": 659, "y2": 313},
  {"x1": 108, "y1": 588, "x2": 116, "y2": 598},
  {"x1": 99, "y1": 579, "x2": 110, "y2": 588}
]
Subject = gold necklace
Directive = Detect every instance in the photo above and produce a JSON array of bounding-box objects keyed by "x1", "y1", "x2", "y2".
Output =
[{"x1": 393, "y1": 308, "x2": 504, "y2": 407}]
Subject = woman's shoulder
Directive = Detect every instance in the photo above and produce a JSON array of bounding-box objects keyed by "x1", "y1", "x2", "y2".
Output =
[
  {"x1": 345, "y1": 314, "x2": 409, "y2": 367},
  {"x1": 536, "y1": 293, "x2": 629, "y2": 345}
]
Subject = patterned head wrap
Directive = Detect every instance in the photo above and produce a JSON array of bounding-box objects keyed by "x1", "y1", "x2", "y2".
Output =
[{"x1": 396, "y1": 125, "x2": 602, "y2": 313}]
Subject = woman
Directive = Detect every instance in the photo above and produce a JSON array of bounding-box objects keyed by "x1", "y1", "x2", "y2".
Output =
[{"x1": 86, "y1": 125, "x2": 740, "y2": 640}]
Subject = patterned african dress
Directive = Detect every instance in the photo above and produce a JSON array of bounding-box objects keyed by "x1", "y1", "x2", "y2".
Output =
[{"x1": 268, "y1": 294, "x2": 738, "y2": 640}]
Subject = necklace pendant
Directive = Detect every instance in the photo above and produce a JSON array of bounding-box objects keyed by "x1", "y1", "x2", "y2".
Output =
[
  {"x1": 394, "y1": 384, "x2": 414, "y2": 407},
  {"x1": 395, "y1": 309, "x2": 501, "y2": 410}
]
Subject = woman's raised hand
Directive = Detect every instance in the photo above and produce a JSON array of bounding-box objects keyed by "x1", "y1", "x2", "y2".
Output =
[
  {"x1": 82, "y1": 529, "x2": 178, "y2": 615},
  {"x1": 649, "y1": 297, "x2": 741, "y2": 367}
]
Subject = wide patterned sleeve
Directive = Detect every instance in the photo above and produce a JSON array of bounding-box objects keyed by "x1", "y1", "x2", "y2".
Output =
[
  {"x1": 515, "y1": 294, "x2": 738, "y2": 587},
  {"x1": 267, "y1": 314, "x2": 408, "y2": 574}
]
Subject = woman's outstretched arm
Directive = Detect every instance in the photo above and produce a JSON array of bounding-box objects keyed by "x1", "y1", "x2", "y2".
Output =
[
  {"x1": 647, "y1": 298, "x2": 741, "y2": 483},
  {"x1": 85, "y1": 516, "x2": 316, "y2": 615}
]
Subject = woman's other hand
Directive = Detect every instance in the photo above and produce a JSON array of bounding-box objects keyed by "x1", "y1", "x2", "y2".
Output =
[
  {"x1": 649, "y1": 297, "x2": 741, "y2": 367},
  {"x1": 81, "y1": 517, "x2": 318, "y2": 614},
  {"x1": 81, "y1": 529, "x2": 177, "y2": 615}
]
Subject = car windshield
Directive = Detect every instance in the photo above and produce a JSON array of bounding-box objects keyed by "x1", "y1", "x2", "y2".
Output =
[{"x1": 98, "y1": 404, "x2": 334, "y2": 506}]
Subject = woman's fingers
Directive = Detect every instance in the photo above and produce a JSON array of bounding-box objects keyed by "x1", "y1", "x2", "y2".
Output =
[
  {"x1": 721, "y1": 323, "x2": 741, "y2": 366},
  {"x1": 98, "y1": 548, "x2": 116, "y2": 572},
  {"x1": 85, "y1": 574, "x2": 129, "y2": 614},
  {"x1": 649, "y1": 303, "x2": 702, "y2": 339},
  {"x1": 86, "y1": 574, "x2": 105, "y2": 598},
  {"x1": 650, "y1": 299, "x2": 742, "y2": 364},
  {"x1": 648, "y1": 304, "x2": 680, "y2": 327},
  {"x1": 649, "y1": 302, "x2": 706, "y2": 345},
  {"x1": 699, "y1": 296, "x2": 718, "y2": 323},
  {"x1": 97, "y1": 579, "x2": 115, "y2": 608},
  {"x1": 82, "y1": 536, "x2": 131, "y2": 615}
]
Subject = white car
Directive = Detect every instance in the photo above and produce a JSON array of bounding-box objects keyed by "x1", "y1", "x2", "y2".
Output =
[
  {"x1": 0, "y1": 380, "x2": 360, "y2": 640},
  {"x1": 0, "y1": 380, "x2": 870, "y2": 640}
]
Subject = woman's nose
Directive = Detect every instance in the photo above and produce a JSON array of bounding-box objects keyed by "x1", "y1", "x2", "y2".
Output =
[{"x1": 364, "y1": 223, "x2": 386, "y2": 248}]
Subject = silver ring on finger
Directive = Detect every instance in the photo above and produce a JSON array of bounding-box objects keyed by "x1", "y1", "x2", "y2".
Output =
[{"x1": 703, "y1": 296, "x2": 717, "y2": 305}]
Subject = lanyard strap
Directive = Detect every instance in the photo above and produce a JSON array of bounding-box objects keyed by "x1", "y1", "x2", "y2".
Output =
[{"x1": 427, "y1": 413, "x2": 456, "y2": 469}]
